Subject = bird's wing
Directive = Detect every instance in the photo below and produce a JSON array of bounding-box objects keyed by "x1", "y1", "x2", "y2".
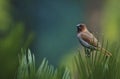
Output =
[{"x1": 80, "y1": 32, "x2": 99, "y2": 47}]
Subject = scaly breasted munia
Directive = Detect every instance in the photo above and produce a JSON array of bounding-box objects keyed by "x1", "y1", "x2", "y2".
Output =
[{"x1": 77, "y1": 23, "x2": 112, "y2": 56}]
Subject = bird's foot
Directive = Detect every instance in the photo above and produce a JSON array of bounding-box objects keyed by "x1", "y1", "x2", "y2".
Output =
[{"x1": 84, "y1": 48, "x2": 91, "y2": 57}]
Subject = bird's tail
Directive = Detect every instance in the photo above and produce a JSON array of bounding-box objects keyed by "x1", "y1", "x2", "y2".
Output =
[{"x1": 98, "y1": 47, "x2": 112, "y2": 56}]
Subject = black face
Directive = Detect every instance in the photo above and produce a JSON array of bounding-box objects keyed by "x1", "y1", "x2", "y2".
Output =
[
  {"x1": 76, "y1": 24, "x2": 85, "y2": 32},
  {"x1": 77, "y1": 26, "x2": 81, "y2": 32}
]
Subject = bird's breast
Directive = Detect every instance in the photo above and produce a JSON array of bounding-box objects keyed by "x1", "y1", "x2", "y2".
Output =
[{"x1": 77, "y1": 33, "x2": 92, "y2": 48}]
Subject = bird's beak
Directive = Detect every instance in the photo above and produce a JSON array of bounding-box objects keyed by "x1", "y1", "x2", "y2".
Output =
[
  {"x1": 76, "y1": 24, "x2": 80, "y2": 27},
  {"x1": 76, "y1": 24, "x2": 80, "y2": 32}
]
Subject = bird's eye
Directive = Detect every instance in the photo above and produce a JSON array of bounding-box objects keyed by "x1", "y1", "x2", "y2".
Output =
[
  {"x1": 79, "y1": 26, "x2": 81, "y2": 29},
  {"x1": 80, "y1": 24, "x2": 84, "y2": 28}
]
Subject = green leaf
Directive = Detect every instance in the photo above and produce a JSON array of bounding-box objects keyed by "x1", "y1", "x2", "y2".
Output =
[{"x1": 16, "y1": 49, "x2": 71, "y2": 79}]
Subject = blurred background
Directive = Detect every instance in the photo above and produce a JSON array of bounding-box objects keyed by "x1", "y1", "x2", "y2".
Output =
[{"x1": 0, "y1": 0, "x2": 120, "y2": 79}]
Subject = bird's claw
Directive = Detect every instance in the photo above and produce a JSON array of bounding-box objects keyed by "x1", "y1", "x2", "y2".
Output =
[{"x1": 84, "y1": 48, "x2": 91, "y2": 57}]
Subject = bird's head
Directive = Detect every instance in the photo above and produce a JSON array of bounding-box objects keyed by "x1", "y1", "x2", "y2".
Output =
[{"x1": 76, "y1": 24, "x2": 87, "y2": 33}]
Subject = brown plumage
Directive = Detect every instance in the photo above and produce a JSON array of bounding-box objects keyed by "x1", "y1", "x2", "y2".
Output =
[{"x1": 77, "y1": 24, "x2": 112, "y2": 56}]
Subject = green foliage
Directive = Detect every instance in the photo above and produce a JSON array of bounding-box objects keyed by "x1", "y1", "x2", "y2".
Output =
[
  {"x1": 101, "y1": 0, "x2": 120, "y2": 42},
  {"x1": 74, "y1": 50, "x2": 109, "y2": 79},
  {"x1": 17, "y1": 42, "x2": 120, "y2": 79},
  {"x1": 17, "y1": 49, "x2": 71, "y2": 79},
  {"x1": 74, "y1": 42, "x2": 120, "y2": 79},
  {"x1": 0, "y1": 0, "x2": 34, "y2": 78}
]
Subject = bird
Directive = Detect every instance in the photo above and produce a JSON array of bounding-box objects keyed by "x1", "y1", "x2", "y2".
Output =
[{"x1": 76, "y1": 23, "x2": 112, "y2": 56}]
